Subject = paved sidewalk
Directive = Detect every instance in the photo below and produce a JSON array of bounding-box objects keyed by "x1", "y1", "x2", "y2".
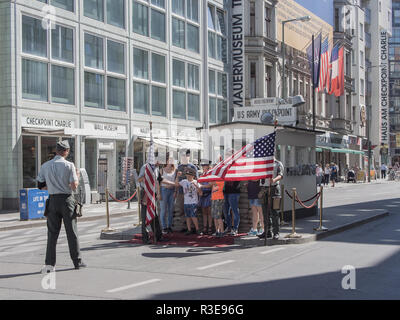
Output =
[{"x1": 0, "y1": 201, "x2": 138, "y2": 231}]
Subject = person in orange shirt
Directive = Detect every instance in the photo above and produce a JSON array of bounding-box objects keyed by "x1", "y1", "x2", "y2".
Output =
[{"x1": 210, "y1": 180, "x2": 225, "y2": 237}]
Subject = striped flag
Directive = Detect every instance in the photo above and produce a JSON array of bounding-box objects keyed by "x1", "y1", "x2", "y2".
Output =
[
  {"x1": 317, "y1": 37, "x2": 330, "y2": 92},
  {"x1": 144, "y1": 130, "x2": 156, "y2": 226},
  {"x1": 198, "y1": 132, "x2": 276, "y2": 182}
]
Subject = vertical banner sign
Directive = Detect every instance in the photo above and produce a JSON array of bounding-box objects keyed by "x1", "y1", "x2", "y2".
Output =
[
  {"x1": 232, "y1": 0, "x2": 244, "y2": 108},
  {"x1": 380, "y1": 31, "x2": 389, "y2": 146}
]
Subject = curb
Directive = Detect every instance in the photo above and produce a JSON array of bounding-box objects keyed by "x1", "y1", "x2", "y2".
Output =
[
  {"x1": 0, "y1": 211, "x2": 137, "y2": 232},
  {"x1": 234, "y1": 211, "x2": 389, "y2": 247},
  {"x1": 100, "y1": 226, "x2": 141, "y2": 240}
]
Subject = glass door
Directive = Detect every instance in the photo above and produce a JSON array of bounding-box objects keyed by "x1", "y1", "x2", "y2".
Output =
[{"x1": 22, "y1": 136, "x2": 38, "y2": 188}]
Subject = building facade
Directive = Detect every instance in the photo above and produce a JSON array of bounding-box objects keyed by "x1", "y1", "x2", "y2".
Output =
[{"x1": 0, "y1": 0, "x2": 230, "y2": 210}]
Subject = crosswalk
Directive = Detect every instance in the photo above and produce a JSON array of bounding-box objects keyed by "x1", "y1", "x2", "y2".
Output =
[{"x1": 0, "y1": 216, "x2": 136, "y2": 258}]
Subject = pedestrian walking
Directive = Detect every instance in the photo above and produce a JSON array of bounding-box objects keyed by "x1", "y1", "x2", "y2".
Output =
[
  {"x1": 324, "y1": 164, "x2": 330, "y2": 186},
  {"x1": 37, "y1": 140, "x2": 86, "y2": 272},
  {"x1": 175, "y1": 167, "x2": 203, "y2": 235},
  {"x1": 316, "y1": 164, "x2": 323, "y2": 187},
  {"x1": 199, "y1": 160, "x2": 213, "y2": 235},
  {"x1": 330, "y1": 162, "x2": 338, "y2": 187},
  {"x1": 258, "y1": 158, "x2": 284, "y2": 240},
  {"x1": 245, "y1": 180, "x2": 264, "y2": 236},
  {"x1": 381, "y1": 163, "x2": 387, "y2": 179},
  {"x1": 159, "y1": 157, "x2": 177, "y2": 234},
  {"x1": 210, "y1": 180, "x2": 225, "y2": 237}
]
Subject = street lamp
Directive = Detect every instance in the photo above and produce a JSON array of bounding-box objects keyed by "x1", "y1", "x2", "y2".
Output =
[{"x1": 282, "y1": 16, "x2": 311, "y2": 100}]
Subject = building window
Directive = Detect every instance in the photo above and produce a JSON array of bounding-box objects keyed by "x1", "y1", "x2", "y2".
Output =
[
  {"x1": 151, "y1": 8, "x2": 166, "y2": 42},
  {"x1": 187, "y1": 24, "x2": 199, "y2": 53},
  {"x1": 107, "y1": 40, "x2": 125, "y2": 74},
  {"x1": 133, "y1": 48, "x2": 167, "y2": 117},
  {"x1": 360, "y1": 23, "x2": 364, "y2": 40},
  {"x1": 51, "y1": 25, "x2": 74, "y2": 63},
  {"x1": 21, "y1": 15, "x2": 75, "y2": 105},
  {"x1": 360, "y1": 51, "x2": 364, "y2": 68},
  {"x1": 151, "y1": 0, "x2": 164, "y2": 8},
  {"x1": 265, "y1": 6, "x2": 272, "y2": 38},
  {"x1": 187, "y1": 0, "x2": 198, "y2": 22},
  {"x1": 51, "y1": 65, "x2": 74, "y2": 104},
  {"x1": 360, "y1": 79, "x2": 365, "y2": 96},
  {"x1": 107, "y1": 0, "x2": 125, "y2": 29},
  {"x1": 173, "y1": 90, "x2": 186, "y2": 119},
  {"x1": 132, "y1": 1, "x2": 148, "y2": 36},
  {"x1": 188, "y1": 93, "x2": 200, "y2": 121},
  {"x1": 38, "y1": 0, "x2": 74, "y2": 12},
  {"x1": 209, "y1": 69, "x2": 227, "y2": 124},
  {"x1": 133, "y1": 48, "x2": 148, "y2": 79},
  {"x1": 173, "y1": 59, "x2": 185, "y2": 87},
  {"x1": 250, "y1": 2, "x2": 255, "y2": 36},
  {"x1": 84, "y1": 0, "x2": 104, "y2": 22},
  {"x1": 188, "y1": 63, "x2": 199, "y2": 90},
  {"x1": 22, "y1": 59, "x2": 48, "y2": 101},
  {"x1": 22, "y1": 15, "x2": 47, "y2": 57},
  {"x1": 250, "y1": 62, "x2": 256, "y2": 98},
  {"x1": 172, "y1": 18, "x2": 185, "y2": 48},
  {"x1": 172, "y1": 0, "x2": 185, "y2": 16},
  {"x1": 208, "y1": 5, "x2": 226, "y2": 61},
  {"x1": 84, "y1": 72, "x2": 104, "y2": 108},
  {"x1": 84, "y1": 33, "x2": 126, "y2": 111}
]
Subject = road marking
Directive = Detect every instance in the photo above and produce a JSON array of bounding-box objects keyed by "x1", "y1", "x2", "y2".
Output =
[
  {"x1": 196, "y1": 260, "x2": 235, "y2": 270},
  {"x1": 106, "y1": 279, "x2": 161, "y2": 293},
  {"x1": 259, "y1": 247, "x2": 286, "y2": 255}
]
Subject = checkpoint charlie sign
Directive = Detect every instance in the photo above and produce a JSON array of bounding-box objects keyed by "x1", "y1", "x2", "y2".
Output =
[{"x1": 234, "y1": 104, "x2": 297, "y2": 125}]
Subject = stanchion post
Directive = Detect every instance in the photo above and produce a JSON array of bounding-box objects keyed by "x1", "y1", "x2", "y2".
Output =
[
  {"x1": 127, "y1": 183, "x2": 131, "y2": 209},
  {"x1": 138, "y1": 186, "x2": 141, "y2": 226},
  {"x1": 280, "y1": 184, "x2": 288, "y2": 226},
  {"x1": 285, "y1": 188, "x2": 301, "y2": 239},
  {"x1": 265, "y1": 185, "x2": 272, "y2": 246},
  {"x1": 102, "y1": 188, "x2": 115, "y2": 233},
  {"x1": 314, "y1": 186, "x2": 328, "y2": 231}
]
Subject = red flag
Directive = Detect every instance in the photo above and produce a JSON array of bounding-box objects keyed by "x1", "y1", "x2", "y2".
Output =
[
  {"x1": 336, "y1": 46, "x2": 344, "y2": 97},
  {"x1": 144, "y1": 130, "x2": 156, "y2": 226},
  {"x1": 329, "y1": 45, "x2": 344, "y2": 97}
]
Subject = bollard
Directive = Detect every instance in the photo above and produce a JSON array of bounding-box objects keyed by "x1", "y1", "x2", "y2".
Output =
[
  {"x1": 127, "y1": 184, "x2": 131, "y2": 209},
  {"x1": 280, "y1": 184, "x2": 288, "y2": 226},
  {"x1": 102, "y1": 188, "x2": 116, "y2": 233},
  {"x1": 285, "y1": 188, "x2": 302, "y2": 239},
  {"x1": 265, "y1": 185, "x2": 272, "y2": 246},
  {"x1": 137, "y1": 186, "x2": 142, "y2": 226},
  {"x1": 314, "y1": 186, "x2": 328, "y2": 231}
]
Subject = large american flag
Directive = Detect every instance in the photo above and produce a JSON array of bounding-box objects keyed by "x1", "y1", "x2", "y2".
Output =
[
  {"x1": 317, "y1": 37, "x2": 330, "y2": 92},
  {"x1": 198, "y1": 132, "x2": 276, "y2": 182},
  {"x1": 144, "y1": 131, "x2": 156, "y2": 225}
]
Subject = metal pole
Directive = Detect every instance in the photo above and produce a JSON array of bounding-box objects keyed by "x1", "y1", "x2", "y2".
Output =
[
  {"x1": 314, "y1": 186, "x2": 328, "y2": 231},
  {"x1": 282, "y1": 22, "x2": 286, "y2": 99},
  {"x1": 280, "y1": 184, "x2": 287, "y2": 226},
  {"x1": 312, "y1": 34, "x2": 316, "y2": 131},
  {"x1": 102, "y1": 188, "x2": 115, "y2": 232},
  {"x1": 367, "y1": 105, "x2": 372, "y2": 183},
  {"x1": 285, "y1": 188, "x2": 301, "y2": 238},
  {"x1": 265, "y1": 185, "x2": 272, "y2": 246}
]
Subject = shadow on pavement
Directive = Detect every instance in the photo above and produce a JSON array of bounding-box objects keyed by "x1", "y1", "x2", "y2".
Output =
[{"x1": 0, "y1": 268, "x2": 75, "y2": 279}]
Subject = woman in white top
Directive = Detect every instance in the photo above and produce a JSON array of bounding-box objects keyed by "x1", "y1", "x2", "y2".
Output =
[
  {"x1": 159, "y1": 157, "x2": 177, "y2": 233},
  {"x1": 324, "y1": 164, "x2": 331, "y2": 186}
]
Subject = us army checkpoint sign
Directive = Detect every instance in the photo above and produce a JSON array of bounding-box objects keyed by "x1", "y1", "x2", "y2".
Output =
[{"x1": 234, "y1": 104, "x2": 297, "y2": 126}]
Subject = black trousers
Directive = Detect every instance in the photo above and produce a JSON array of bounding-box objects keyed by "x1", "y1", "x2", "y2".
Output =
[
  {"x1": 140, "y1": 189, "x2": 162, "y2": 242},
  {"x1": 45, "y1": 194, "x2": 81, "y2": 266},
  {"x1": 261, "y1": 186, "x2": 281, "y2": 235}
]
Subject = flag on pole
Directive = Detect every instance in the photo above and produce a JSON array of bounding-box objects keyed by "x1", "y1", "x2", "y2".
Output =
[
  {"x1": 306, "y1": 32, "x2": 322, "y2": 88},
  {"x1": 144, "y1": 129, "x2": 156, "y2": 226},
  {"x1": 329, "y1": 45, "x2": 344, "y2": 97},
  {"x1": 317, "y1": 37, "x2": 330, "y2": 92},
  {"x1": 198, "y1": 132, "x2": 276, "y2": 182}
]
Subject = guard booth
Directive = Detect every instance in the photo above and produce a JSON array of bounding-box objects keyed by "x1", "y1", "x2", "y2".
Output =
[{"x1": 204, "y1": 122, "x2": 323, "y2": 233}]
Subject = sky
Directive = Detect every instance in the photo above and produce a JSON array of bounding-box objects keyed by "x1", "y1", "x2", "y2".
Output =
[{"x1": 294, "y1": 0, "x2": 334, "y2": 26}]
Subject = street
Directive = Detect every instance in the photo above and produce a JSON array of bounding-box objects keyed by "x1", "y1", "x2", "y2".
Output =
[{"x1": 0, "y1": 181, "x2": 399, "y2": 300}]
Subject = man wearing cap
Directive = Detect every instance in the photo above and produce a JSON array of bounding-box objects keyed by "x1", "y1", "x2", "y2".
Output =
[{"x1": 37, "y1": 140, "x2": 86, "y2": 272}]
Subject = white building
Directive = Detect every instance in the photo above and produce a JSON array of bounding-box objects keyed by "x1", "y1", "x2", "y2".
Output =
[{"x1": 0, "y1": 0, "x2": 230, "y2": 210}]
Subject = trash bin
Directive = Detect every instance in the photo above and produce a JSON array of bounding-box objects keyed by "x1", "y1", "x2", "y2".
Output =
[{"x1": 19, "y1": 189, "x2": 49, "y2": 220}]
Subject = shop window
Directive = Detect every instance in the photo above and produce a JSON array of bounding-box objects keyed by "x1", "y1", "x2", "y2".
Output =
[
  {"x1": 22, "y1": 136, "x2": 38, "y2": 188},
  {"x1": 41, "y1": 137, "x2": 59, "y2": 164}
]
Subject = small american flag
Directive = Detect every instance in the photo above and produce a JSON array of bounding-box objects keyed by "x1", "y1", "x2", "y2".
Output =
[
  {"x1": 144, "y1": 131, "x2": 156, "y2": 225},
  {"x1": 317, "y1": 37, "x2": 330, "y2": 92},
  {"x1": 198, "y1": 132, "x2": 276, "y2": 182}
]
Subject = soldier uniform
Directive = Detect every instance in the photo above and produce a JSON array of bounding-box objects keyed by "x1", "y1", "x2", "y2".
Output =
[
  {"x1": 37, "y1": 141, "x2": 85, "y2": 271},
  {"x1": 258, "y1": 159, "x2": 284, "y2": 239}
]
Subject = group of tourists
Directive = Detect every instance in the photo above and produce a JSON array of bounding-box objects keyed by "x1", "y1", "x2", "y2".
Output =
[
  {"x1": 138, "y1": 149, "x2": 284, "y2": 244},
  {"x1": 316, "y1": 163, "x2": 339, "y2": 187}
]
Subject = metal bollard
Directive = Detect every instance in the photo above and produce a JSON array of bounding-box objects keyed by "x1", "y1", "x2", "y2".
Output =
[
  {"x1": 102, "y1": 188, "x2": 116, "y2": 233},
  {"x1": 314, "y1": 186, "x2": 328, "y2": 231},
  {"x1": 137, "y1": 186, "x2": 142, "y2": 226},
  {"x1": 280, "y1": 184, "x2": 288, "y2": 226},
  {"x1": 285, "y1": 188, "x2": 302, "y2": 239}
]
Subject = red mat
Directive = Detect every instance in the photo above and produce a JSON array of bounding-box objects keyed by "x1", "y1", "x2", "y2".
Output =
[{"x1": 126, "y1": 232, "x2": 247, "y2": 247}]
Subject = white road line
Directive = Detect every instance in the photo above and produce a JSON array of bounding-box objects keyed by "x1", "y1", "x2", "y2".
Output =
[
  {"x1": 196, "y1": 260, "x2": 235, "y2": 270},
  {"x1": 259, "y1": 247, "x2": 286, "y2": 255},
  {"x1": 106, "y1": 279, "x2": 161, "y2": 293}
]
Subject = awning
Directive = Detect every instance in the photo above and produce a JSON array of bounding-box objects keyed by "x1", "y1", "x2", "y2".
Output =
[
  {"x1": 136, "y1": 137, "x2": 203, "y2": 150},
  {"x1": 331, "y1": 148, "x2": 365, "y2": 155},
  {"x1": 316, "y1": 146, "x2": 332, "y2": 152}
]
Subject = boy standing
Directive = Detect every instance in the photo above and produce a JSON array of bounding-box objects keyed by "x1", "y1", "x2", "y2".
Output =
[
  {"x1": 210, "y1": 180, "x2": 225, "y2": 237},
  {"x1": 176, "y1": 168, "x2": 203, "y2": 235}
]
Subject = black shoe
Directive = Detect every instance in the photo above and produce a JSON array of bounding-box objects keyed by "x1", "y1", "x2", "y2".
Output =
[
  {"x1": 258, "y1": 232, "x2": 272, "y2": 239},
  {"x1": 74, "y1": 260, "x2": 87, "y2": 270}
]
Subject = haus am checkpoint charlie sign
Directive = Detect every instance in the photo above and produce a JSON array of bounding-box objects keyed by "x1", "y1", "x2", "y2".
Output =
[{"x1": 234, "y1": 98, "x2": 297, "y2": 126}]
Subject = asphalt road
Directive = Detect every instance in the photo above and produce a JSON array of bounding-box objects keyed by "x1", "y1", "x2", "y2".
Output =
[{"x1": 0, "y1": 180, "x2": 399, "y2": 300}]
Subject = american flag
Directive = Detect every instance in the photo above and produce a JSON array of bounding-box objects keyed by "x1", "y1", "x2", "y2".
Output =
[
  {"x1": 317, "y1": 37, "x2": 330, "y2": 92},
  {"x1": 198, "y1": 132, "x2": 276, "y2": 182},
  {"x1": 144, "y1": 130, "x2": 156, "y2": 226}
]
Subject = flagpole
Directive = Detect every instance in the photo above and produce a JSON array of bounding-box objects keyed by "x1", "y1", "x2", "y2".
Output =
[
  {"x1": 150, "y1": 121, "x2": 156, "y2": 245},
  {"x1": 312, "y1": 34, "x2": 316, "y2": 131}
]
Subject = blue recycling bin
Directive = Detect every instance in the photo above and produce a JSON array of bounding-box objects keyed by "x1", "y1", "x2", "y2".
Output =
[{"x1": 19, "y1": 189, "x2": 49, "y2": 220}]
